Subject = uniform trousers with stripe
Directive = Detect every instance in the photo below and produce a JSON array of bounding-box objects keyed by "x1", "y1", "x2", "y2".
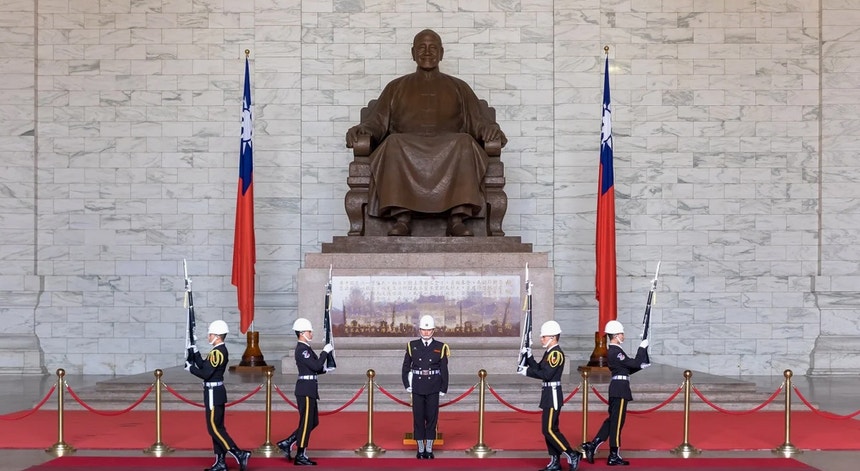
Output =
[
  {"x1": 292, "y1": 395, "x2": 320, "y2": 448},
  {"x1": 204, "y1": 386, "x2": 239, "y2": 454},
  {"x1": 594, "y1": 397, "x2": 628, "y2": 449},
  {"x1": 541, "y1": 406, "x2": 573, "y2": 455}
]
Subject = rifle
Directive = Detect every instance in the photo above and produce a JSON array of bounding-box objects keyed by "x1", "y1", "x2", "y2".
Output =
[
  {"x1": 517, "y1": 264, "x2": 533, "y2": 373},
  {"x1": 641, "y1": 261, "x2": 661, "y2": 364},
  {"x1": 183, "y1": 259, "x2": 197, "y2": 371},
  {"x1": 323, "y1": 264, "x2": 336, "y2": 370}
]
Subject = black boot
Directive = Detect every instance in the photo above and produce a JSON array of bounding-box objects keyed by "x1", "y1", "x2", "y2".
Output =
[
  {"x1": 293, "y1": 448, "x2": 317, "y2": 466},
  {"x1": 607, "y1": 451, "x2": 630, "y2": 466},
  {"x1": 540, "y1": 455, "x2": 561, "y2": 471},
  {"x1": 581, "y1": 440, "x2": 599, "y2": 464},
  {"x1": 563, "y1": 450, "x2": 581, "y2": 471},
  {"x1": 204, "y1": 454, "x2": 227, "y2": 471},
  {"x1": 229, "y1": 449, "x2": 251, "y2": 471},
  {"x1": 278, "y1": 434, "x2": 297, "y2": 460}
]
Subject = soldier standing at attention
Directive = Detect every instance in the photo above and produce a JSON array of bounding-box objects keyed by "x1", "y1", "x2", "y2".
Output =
[
  {"x1": 402, "y1": 315, "x2": 450, "y2": 459},
  {"x1": 277, "y1": 317, "x2": 334, "y2": 466},
  {"x1": 581, "y1": 320, "x2": 650, "y2": 466},
  {"x1": 519, "y1": 320, "x2": 580, "y2": 471},
  {"x1": 186, "y1": 320, "x2": 251, "y2": 471}
]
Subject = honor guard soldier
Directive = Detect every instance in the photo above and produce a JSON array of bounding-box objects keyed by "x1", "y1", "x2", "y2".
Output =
[
  {"x1": 519, "y1": 320, "x2": 580, "y2": 471},
  {"x1": 277, "y1": 318, "x2": 334, "y2": 466},
  {"x1": 186, "y1": 320, "x2": 251, "y2": 471},
  {"x1": 402, "y1": 315, "x2": 450, "y2": 459},
  {"x1": 581, "y1": 320, "x2": 650, "y2": 466}
]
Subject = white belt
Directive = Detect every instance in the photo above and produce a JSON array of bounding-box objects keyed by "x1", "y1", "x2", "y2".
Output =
[
  {"x1": 204, "y1": 381, "x2": 223, "y2": 387},
  {"x1": 297, "y1": 375, "x2": 318, "y2": 380},
  {"x1": 412, "y1": 369, "x2": 441, "y2": 375},
  {"x1": 542, "y1": 381, "x2": 561, "y2": 387},
  {"x1": 611, "y1": 375, "x2": 629, "y2": 381}
]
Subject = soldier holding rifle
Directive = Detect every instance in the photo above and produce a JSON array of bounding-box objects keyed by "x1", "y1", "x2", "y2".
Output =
[
  {"x1": 277, "y1": 318, "x2": 334, "y2": 466},
  {"x1": 519, "y1": 320, "x2": 581, "y2": 471},
  {"x1": 581, "y1": 320, "x2": 650, "y2": 466}
]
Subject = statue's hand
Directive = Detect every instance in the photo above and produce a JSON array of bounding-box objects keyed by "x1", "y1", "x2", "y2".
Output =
[
  {"x1": 481, "y1": 124, "x2": 506, "y2": 146},
  {"x1": 346, "y1": 125, "x2": 370, "y2": 148}
]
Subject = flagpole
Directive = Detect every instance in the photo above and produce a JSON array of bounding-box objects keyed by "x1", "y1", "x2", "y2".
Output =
[
  {"x1": 231, "y1": 49, "x2": 273, "y2": 374},
  {"x1": 581, "y1": 45, "x2": 614, "y2": 374}
]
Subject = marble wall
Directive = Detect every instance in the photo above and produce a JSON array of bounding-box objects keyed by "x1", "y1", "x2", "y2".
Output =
[{"x1": 0, "y1": 0, "x2": 857, "y2": 375}]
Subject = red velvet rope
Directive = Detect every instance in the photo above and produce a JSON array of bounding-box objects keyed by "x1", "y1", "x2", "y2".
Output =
[
  {"x1": 320, "y1": 386, "x2": 365, "y2": 416},
  {"x1": 486, "y1": 384, "x2": 581, "y2": 415},
  {"x1": 488, "y1": 385, "x2": 540, "y2": 414},
  {"x1": 590, "y1": 386, "x2": 682, "y2": 415},
  {"x1": 693, "y1": 384, "x2": 782, "y2": 415},
  {"x1": 439, "y1": 384, "x2": 477, "y2": 408},
  {"x1": 0, "y1": 384, "x2": 56, "y2": 421},
  {"x1": 274, "y1": 385, "x2": 299, "y2": 409},
  {"x1": 66, "y1": 383, "x2": 153, "y2": 416},
  {"x1": 374, "y1": 384, "x2": 412, "y2": 407},
  {"x1": 164, "y1": 384, "x2": 262, "y2": 408},
  {"x1": 793, "y1": 386, "x2": 860, "y2": 420},
  {"x1": 273, "y1": 385, "x2": 366, "y2": 415}
]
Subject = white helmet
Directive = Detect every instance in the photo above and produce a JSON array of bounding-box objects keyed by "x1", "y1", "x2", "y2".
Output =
[
  {"x1": 540, "y1": 320, "x2": 562, "y2": 337},
  {"x1": 605, "y1": 320, "x2": 624, "y2": 335},
  {"x1": 419, "y1": 315, "x2": 435, "y2": 330},
  {"x1": 208, "y1": 320, "x2": 229, "y2": 335},
  {"x1": 292, "y1": 317, "x2": 313, "y2": 332}
]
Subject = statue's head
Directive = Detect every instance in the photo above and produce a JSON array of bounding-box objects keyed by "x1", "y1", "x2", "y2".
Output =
[{"x1": 411, "y1": 29, "x2": 444, "y2": 71}]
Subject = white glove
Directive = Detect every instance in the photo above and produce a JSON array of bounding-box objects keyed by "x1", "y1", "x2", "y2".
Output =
[
  {"x1": 439, "y1": 391, "x2": 446, "y2": 397},
  {"x1": 517, "y1": 368, "x2": 528, "y2": 376},
  {"x1": 324, "y1": 367, "x2": 336, "y2": 372},
  {"x1": 639, "y1": 339, "x2": 649, "y2": 349},
  {"x1": 520, "y1": 346, "x2": 531, "y2": 357},
  {"x1": 188, "y1": 344, "x2": 198, "y2": 353},
  {"x1": 323, "y1": 343, "x2": 334, "y2": 353},
  {"x1": 406, "y1": 387, "x2": 412, "y2": 393}
]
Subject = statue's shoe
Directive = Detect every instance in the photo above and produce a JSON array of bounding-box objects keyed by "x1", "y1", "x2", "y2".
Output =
[
  {"x1": 388, "y1": 221, "x2": 411, "y2": 236},
  {"x1": 447, "y1": 222, "x2": 473, "y2": 237}
]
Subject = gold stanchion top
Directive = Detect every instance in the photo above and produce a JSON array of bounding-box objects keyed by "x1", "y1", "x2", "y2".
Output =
[
  {"x1": 366, "y1": 369, "x2": 375, "y2": 378},
  {"x1": 683, "y1": 370, "x2": 692, "y2": 379},
  {"x1": 56, "y1": 368, "x2": 65, "y2": 377},
  {"x1": 154, "y1": 369, "x2": 163, "y2": 378},
  {"x1": 783, "y1": 369, "x2": 793, "y2": 378},
  {"x1": 265, "y1": 368, "x2": 273, "y2": 378},
  {"x1": 478, "y1": 369, "x2": 486, "y2": 379},
  {"x1": 581, "y1": 370, "x2": 589, "y2": 379}
]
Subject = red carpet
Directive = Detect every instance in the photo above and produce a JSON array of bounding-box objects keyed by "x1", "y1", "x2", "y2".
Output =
[
  {"x1": 26, "y1": 456, "x2": 818, "y2": 471},
  {"x1": 2, "y1": 410, "x2": 858, "y2": 452}
]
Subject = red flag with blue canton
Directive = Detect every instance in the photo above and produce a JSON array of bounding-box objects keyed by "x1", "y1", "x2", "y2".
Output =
[
  {"x1": 232, "y1": 56, "x2": 256, "y2": 334},
  {"x1": 595, "y1": 53, "x2": 617, "y2": 335}
]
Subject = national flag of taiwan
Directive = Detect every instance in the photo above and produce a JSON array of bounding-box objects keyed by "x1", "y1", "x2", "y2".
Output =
[
  {"x1": 595, "y1": 53, "x2": 617, "y2": 335},
  {"x1": 232, "y1": 56, "x2": 256, "y2": 334}
]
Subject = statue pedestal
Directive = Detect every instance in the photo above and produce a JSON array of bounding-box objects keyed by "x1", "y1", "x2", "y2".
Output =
[{"x1": 291, "y1": 239, "x2": 559, "y2": 377}]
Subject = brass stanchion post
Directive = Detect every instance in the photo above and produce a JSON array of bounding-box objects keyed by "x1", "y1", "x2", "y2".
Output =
[
  {"x1": 773, "y1": 369, "x2": 801, "y2": 457},
  {"x1": 671, "y1": 370, "x2": 700, "y2": 457},
  {"x1": 144, "y1": 369, "x2": 174, "y2": 456},
  {"x1": 578, "y1": 369, "x2": 590, "y2": 452},
  {"x1": 355, "y1": 369, "x2": 385, "y2": 457},
  {"x1": 466, "y1": 369, "x2": 495, "y2": 457},
  {"x1": 256, "y1": 368, "x2": 278, "y2": 457},
  {"x1": 46, "y1": 368, "x2": 75, "y2": 456}
]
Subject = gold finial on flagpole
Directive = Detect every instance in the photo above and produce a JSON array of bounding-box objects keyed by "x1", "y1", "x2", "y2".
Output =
[
  {"x1": 604, "y1": 45, "x2": 609, "y2": 54},
  {"x1": 245, "y1": 49, "x2": 250, "y2": 58}
]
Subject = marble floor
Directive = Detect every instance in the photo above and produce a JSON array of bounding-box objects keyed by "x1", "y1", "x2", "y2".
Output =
[{"x1": 2, "y1": 370, "x2": 859, "y2": 471}]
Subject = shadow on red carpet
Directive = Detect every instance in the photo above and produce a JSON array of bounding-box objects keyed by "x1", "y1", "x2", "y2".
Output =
[{"x1": 26, "y1": 456, "x2": 819, "y2": 471}]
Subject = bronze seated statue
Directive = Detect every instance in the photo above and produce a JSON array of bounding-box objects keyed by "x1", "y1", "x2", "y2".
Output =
[{"x1": 344, "y1": 29, "x2": 508, "y2": 237}]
